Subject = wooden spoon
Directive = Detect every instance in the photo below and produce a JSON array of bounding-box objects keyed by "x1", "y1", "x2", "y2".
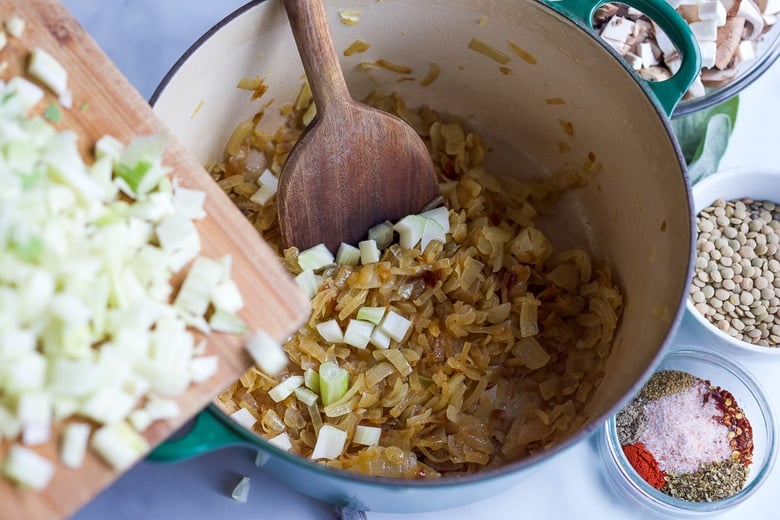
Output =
[{"x1": 278, "y1": 0, "x2": 440, "y2": 252}]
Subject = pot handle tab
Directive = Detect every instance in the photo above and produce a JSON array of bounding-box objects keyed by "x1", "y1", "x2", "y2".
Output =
[
  {"x1": 543, "y1": 0, "x2": 701, "y2": 116},
  {"x1": 149, "y1": 407, "x2": 251, "y2": 462}
]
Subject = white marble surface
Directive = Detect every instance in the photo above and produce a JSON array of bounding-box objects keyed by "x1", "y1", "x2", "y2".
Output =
[{"x1": 59, "y1": 1, "x2": 780, "y2": 519}]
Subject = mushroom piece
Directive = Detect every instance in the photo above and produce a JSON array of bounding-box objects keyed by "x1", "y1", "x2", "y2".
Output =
[
  {"x1": 737, "y1": 0, "x2": 766, "y2": 39},
  {"x1": 715, "y1": 16, "x2": 747, "y2": 69},
  {"x1": 700, "y1": 63, "x2": 741, "y2": 86},
  {"x1": 638, "y1": 66, "x2": 673, "y2": 82}
]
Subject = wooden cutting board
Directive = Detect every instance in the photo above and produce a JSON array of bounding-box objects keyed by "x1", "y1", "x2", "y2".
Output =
[{"x1": 0, "y1": 0, "x2": 310, "y2": 518}]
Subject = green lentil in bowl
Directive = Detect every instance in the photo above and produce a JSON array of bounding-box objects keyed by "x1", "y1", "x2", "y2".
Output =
[{"x1": 686, "y1": 168, "x2": 780, "y2": 356}]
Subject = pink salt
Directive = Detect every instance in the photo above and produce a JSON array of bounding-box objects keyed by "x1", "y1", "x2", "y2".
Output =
[{"x1": 638, "y1": 381, "x2": 732, "y2": 474}]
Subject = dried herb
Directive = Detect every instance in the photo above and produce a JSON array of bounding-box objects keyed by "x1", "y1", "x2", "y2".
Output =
[
  {"x1": 663, "y1": 461, "x2": 748, "y2": 502},
  {"x1": 638, "y1": 370, "x2": 695, "y2": 401}
]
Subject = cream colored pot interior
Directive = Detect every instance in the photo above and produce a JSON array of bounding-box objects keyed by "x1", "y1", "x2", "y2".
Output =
[{"x1": 154, "y1": 0, "x2": 692, "y2": 440}]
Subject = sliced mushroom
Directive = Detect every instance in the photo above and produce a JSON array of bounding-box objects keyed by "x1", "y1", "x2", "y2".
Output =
[
  {"x1": 638, "y1": 66, "x2": 673, "y2": 82},
  {"x1": 715, "y1": 16, "x2": 747, "y2": 69},
  {"x1": 737, "y1": 0, "x2": 765, "y2": 39},
  {"x1": 725, "y1": 0, "x2": 743, "y2": 17},
  {"x1": 701, "y1": 63, "x2": 741, "y2": 86}
]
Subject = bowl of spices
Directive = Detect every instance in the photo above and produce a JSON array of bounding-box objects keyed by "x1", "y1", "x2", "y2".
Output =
[
  {"x1": 687, "y1": 168, "x2": 780, "y2": 355},
  {"x1": 601, "y1": 347, "x2": 776, "y2": 515}
]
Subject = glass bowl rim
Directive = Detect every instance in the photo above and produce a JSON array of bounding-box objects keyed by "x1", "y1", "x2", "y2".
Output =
[
  {"x1": 673, "y1": 22, "x2": 780, "y2": 118},
  {"x1": 602, "y1": 346, "x2": 778, "y2": 514}
]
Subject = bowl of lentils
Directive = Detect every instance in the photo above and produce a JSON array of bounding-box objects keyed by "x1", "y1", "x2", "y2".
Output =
[
  {"x1": 601, "y1": 347, "x2": 776, "y2": 515},
  {"x1": 687, "y1": 168, "x2": 780, "y2": 355}
]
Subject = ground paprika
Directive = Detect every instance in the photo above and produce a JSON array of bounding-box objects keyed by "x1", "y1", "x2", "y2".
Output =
[{"x1": 622, "y1": 442, "x2": 666, "y2": 490}]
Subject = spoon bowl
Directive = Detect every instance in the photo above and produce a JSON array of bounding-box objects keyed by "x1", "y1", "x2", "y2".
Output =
[{"x1": 278, "y1": 0, "x2": 440, "y2": 252}]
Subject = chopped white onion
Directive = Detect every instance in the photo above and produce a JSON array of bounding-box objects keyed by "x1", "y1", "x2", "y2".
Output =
[
  {"x1": 297, "y1": 243, "x2": 334, "y2": 271},
  {"x1": 268, "y1": 375, "x2": 304, "y2": 403},
  {"x1": 267, "y1": 432, "x2": 293, "y2": 451},
  {"x1": 172, "y1": 184, "x2": 207, "y2": 220},
  {"x1": 249, "y1": 169, "x2": 278, "y2": 205},
  {"x1": 335, "y1": 242, "x2": 361, "y2": 266},
  {"x1": 3, "y1": 445, "x2": 54, "y2": 490},
  {"x1": 143, "y1": 398, "x2": 181, "y2": 421},
  {"x1": 174, "y1": 256, "x2": 223, "y2": 316},
  {"x1": 90, "y1": 421, "x2": 149, "y2": 471},
  {"x1": 231, "y1": 476, "x2": 251, "y2": 503},
  {"x1": 420, "y1": 218, "x2": 446, "y2": 251},
  {"x1": 208, "y1": 310, "x2": 247, "y2": 334},
  {"x1": 295, "y1": 268, "x2": 321, "y2": 299},
  {"x1": 316, "y1": 319, "x2": 344, "y2": 343},
  {"x1": 61, "y1": 422, "x2": 91, "y2": 468},
  {"x1": 211, "y1": 279, "x2": 244, "y2": 313},
  {"x1": 294, "y1": 386, "x2": 319, "y2": 407},
  {"x1": 369, "y1": 327, "x2": 391, "y2": 350},
  {"x1": 0, "y1": 71, "x2": 251, "y2": 486},
  {"x1": 358, "y1": 239, "x2": 380, "y2": 264},
  {"x1": 244, "y1": 330, "x2": 289, "y2": 376},
  {"x1": 7, "y1": 76, "x2": 43, "y2": 110},
  {"x1": 420, "y1": 206, "x2": 451, "y2": 233},
  {"x1": 379, "y1": 310, "x2": 413, "y2": 342},
  {"x1": 310, "y1": 424, "x2": 347, "y2": 460},
  {"x1": 393, "y1": 215, "x2": 426, "y2": 249},
  {"x1": 17, "y1": 393, "x2": 51, "y2": 446},
  {"x1": 188, "y1": 355, "x2": 219, "y2": 383},
  {"x1": 229, "y1": 408, "x2": 257, "y2": 430},
  {"x1": 343, "y1": 319, "x2": 374, "y2": 349},
  {"x1": 5, "y1": 16, "x2": 25, "y2": 38},
  {"x1": 27, "y1": 48, "x2": 67, "y2": 96},
  {"x1": 367, "y1": 220, "x2": 394, "y2": 249},
  {"x1": 353, "y1": 425, "x2": 382, "y2": 446}
]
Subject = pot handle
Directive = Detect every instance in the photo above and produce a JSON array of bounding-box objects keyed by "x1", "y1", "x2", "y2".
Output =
[
  {"x1": 544, "y1": 0, "x2": 701, "y2": 116},
  {"x1": 148, "y1": 407, "x2": 251, "y2": 462}
]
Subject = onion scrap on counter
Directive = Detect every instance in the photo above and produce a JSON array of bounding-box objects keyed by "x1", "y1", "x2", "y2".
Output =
[{"x1": 210, "y1": 87, "x2": 624, "y2": 478}]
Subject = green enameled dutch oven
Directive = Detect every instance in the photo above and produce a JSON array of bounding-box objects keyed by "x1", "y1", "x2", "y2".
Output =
[{"x1": 149, "y1": 0, "x2": 700, "y2": 512}]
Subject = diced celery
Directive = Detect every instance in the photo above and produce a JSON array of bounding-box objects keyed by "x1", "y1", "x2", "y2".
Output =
[
  {"x1": 318, "y1": 362, "x2": 348, "y2": 406},
  {"x1": 356, "y1": 306, "x2": 386, "y2": 325}
]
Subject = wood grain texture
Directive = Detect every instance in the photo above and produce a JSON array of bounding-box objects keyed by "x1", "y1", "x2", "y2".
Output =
[
  {"x1": 277, "y1": 0, "x2": 440, "y2": 252},
  {"x1": 0, "y1": 1, "x2": 310, "y2": 518}
]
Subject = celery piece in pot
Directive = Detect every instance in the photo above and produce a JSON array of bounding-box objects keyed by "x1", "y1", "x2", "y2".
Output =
[{"x1": 318, "y1": 361, "x2": 349, "y2": 406}]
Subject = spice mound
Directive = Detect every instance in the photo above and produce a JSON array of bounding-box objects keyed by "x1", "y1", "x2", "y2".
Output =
[
  {"x1": 616, "y1": 370, "x2": 754, "y2": 502},
  {"x1": 690, "y1": 198, "x2": 780, "y2": 347}
]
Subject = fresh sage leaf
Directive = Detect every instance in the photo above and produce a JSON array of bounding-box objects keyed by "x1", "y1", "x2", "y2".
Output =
[
  {"x1": 671, "y1": 96, "x2": 739, "y2": 183},
  {"x1": 686, "y1": 113, "x2": 732, "y2": 185}
]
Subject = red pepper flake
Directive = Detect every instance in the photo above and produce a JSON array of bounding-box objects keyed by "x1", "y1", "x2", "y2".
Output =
[{"x1": 707, "y1": 382, "x2": 754, "y2": 466}]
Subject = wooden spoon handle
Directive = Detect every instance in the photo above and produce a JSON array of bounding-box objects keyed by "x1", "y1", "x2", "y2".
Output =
[{"x1": 284, "y1": 0, "x2": 351, "y2": 110}]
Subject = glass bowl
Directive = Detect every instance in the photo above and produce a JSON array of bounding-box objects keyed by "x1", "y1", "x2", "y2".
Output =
[
  {"x1": 674, "y1": 24, "x2": 780, "y2": 117},
  {"x1": 600, "y1": 347, "x2": 777, "y2": 516},
  {"x1": 592, "y1": 2, "x2": 780, "y2": 117},
  {"x1": 685, "y1": 168, "x2": 780, "y2": 357}
]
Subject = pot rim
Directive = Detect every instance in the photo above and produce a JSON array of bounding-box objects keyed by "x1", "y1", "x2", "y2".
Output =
[{"x1": 151, "y1": 0, "x2": 695, "y2": 490}]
